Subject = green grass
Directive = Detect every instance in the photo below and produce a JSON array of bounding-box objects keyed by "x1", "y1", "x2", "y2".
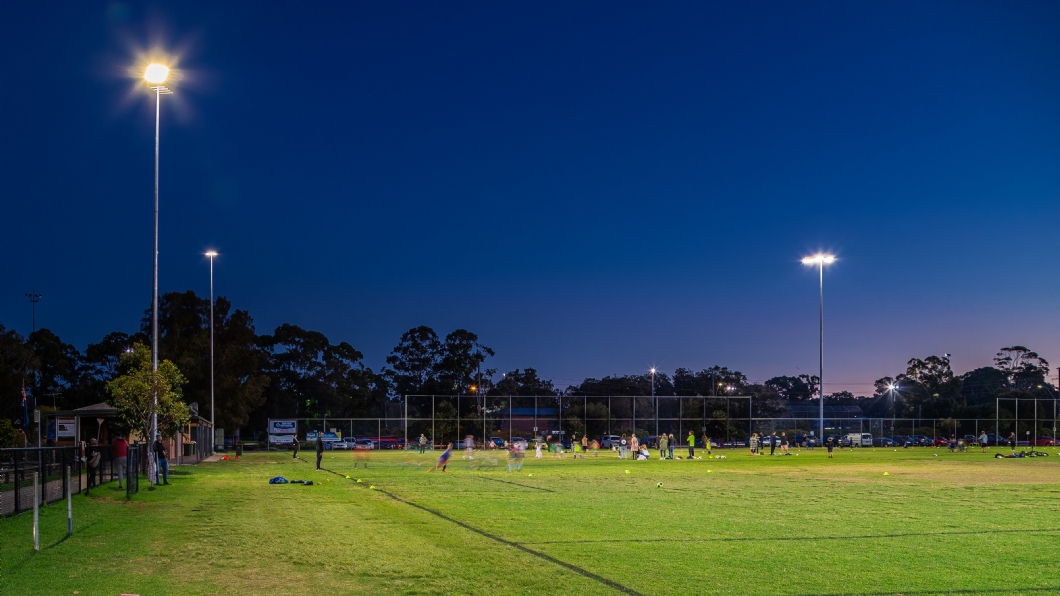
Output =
[{"x1": 2, "y1": 446, "x2": 1059, "y2": 595}]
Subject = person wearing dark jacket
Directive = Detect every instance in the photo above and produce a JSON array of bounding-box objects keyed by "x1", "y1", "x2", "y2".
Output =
[
  {"x1": 153, "y1": 434, "x2": 170, "y2": 485},
  {"x1": 292, "y1": 437, "x2": 300, "y2": 459},
  {"x1": 315, "y1": 432, "x2": 324, "y2": 470},
  {"x1": 769, "y1": 432, "x2": 777, "y2": 455}
]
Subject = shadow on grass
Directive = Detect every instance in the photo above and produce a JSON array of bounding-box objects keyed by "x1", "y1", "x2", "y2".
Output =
[
  {"x1": 524, "y1": 527, "x2": 1060, "y2": 545},
  {"x1": 472, "y1": 475, "x2": 555, "y2": 493}
]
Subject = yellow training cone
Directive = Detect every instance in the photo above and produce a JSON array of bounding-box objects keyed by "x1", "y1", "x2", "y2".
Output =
[{"x1": 883, "y1": 472, "x2": 890, "y2": 476}]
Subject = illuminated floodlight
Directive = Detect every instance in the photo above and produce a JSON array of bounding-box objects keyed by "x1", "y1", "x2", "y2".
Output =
[
  {"x1": 801, "y1": 254, "x2": 836, "y2": 265},
  {"x1": 144, "y1": 63, "x2": 170, "y2": 84},
  {"x1": 205, "y1": 251, "x2": 218, "y2": 257}
]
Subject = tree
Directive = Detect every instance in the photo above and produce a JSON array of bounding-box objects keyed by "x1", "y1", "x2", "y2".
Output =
[
  {"x1": 765, "y1": 376, "x2": 816, "y2": 401},
  {"x1": 0, "y1": 324, "x2": 37, "y2": 428},
  {"x1": 107, "y1": 343, "x2": 190, "y2": 442},
  {"x1": 0, "y1": 418, "x2": 17, "y2": 448},
  {"x1": 674, "y1": 366, "x2": 747, "y2": 396},
  {"x1": 436, "y1": 329, "x2": 494, "y2": 395},
  {"x1": 383, "y1": 326, "x2": 443, "y2": 397},
  {"x1": 994, "y1": 346, "x2": 1050, "y2": 390},
  {"x1": 26, "y1": 328, "x2": 81, "y2": 411},
  {"x1": 146, "y1": 291, "x2": 271, "y2": 431},
  {"x1": 490, "y1": 368, "x2": 558, "y2": 396}
]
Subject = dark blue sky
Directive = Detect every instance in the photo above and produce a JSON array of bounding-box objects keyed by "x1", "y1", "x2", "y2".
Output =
[{"x1": 3, "y1": 1, "x2": 1059, "y2": 394}]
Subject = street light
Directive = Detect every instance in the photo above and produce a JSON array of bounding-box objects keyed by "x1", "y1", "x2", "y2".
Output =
[
  {"x1": 889, "y1": 383, "x2": 900, "y2": 438},
  {"x1": 650, "y1": 368, "x2": 656, "y2": 438},
  {"x1": 801, "y1": 254, "x2": 836, "y2": 442},
  {"x1": 145, "y1": 63, "x2": 172, "y2": 486},
  {"x1": 205, "y1": 251, "x2": 218, "y2": 455}
]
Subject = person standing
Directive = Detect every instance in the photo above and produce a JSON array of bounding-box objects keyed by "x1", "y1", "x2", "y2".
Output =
[
  {"x1": 659, "y1": 433, "x2": 668, "y2": 459},
  {"x1": 687, "y1": 430, "x2": 696, "y2": 459},
  {"x1": 667, "y1": 433, "x2": 675, "y2": 459},
  {"x1": 1007, "y1": 432, "x2": 1016, "y2": 451},
  {"x1": 979, "y1": 431, "x2": 989, "y2": 453},
  {"x1": 153, "y1": 434, "x2": 170, "y2": 485},
  {"x1": 418, "y1": 434, "x2": 428, "y2": 454},
  {"x1": 619, "y1": 434, "x2": 628, "y2": 460},
  {"x1": 780, "y1": 432, "x2": 789, "y2": 455},
  {"x1": 768, "y1": 432, "x2": 778, "y2": 456},
  {"x1": 292, "y1": 436, "x2": 300, "y2": 459},
  {"x1": 112, "y1": 433, "x2": 129, "y2": 489},
  {"x1": 749, "y1": 433, "x2": 758, "y2": 456},
  {"x1": 825, "y1": 435, "x2": 835, "y2": 459},
  {"x1": 629, "y1": 434, "x2": 639, "y2": 460},
  {"x1": 85, "y1": 438, "x2": 101, "y2": 494},
  {"x1": 703, "y1": 434, "x2": 712, "y2": 457},
  {"x1": 581, "y1": 433, "x2": 588, "y2": 455},
  {"x1": 315, "y1": 432, "x2": 324, "y2": 470}
]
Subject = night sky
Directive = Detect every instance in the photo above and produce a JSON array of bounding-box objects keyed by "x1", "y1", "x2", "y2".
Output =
[{"x1": 2, "y1": 2, "x2": 1059, "y2": 394}]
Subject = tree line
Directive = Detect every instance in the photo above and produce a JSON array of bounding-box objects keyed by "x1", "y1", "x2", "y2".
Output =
[{"x1": 1, "y1": 289, "x2": 1055, "y2": 446}]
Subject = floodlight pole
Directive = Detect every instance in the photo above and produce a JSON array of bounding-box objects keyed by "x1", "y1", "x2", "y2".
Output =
[
  {"x1": 207, "y1": 252, "x2": 216, "y2": 455},
  {"x1": 817, "y1": 260, "x2": 825, "y2": 442},
  {"x1": 149, "y1": 84, "x2": 166, "y2": 486}
]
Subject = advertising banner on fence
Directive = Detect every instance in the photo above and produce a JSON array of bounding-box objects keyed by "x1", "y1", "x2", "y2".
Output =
[
  {"x1": 306, "y1": 431, "x2": 342, "y2": 442},
  {"x1": 269, "y1": 434, "x2": 296, "y2": 444},
  {"x1": 268, "y1": 419, "x2": 298, "y2": 434}
]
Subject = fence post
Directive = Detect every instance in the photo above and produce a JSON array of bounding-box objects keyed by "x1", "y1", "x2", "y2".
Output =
[
  {"x1": 33, "y1": 472, "x2": 39, "y2": 551},
  {"x1": 66, "y1": 465, "x2": 72, "y2": 536},
  {"x1": 14, "y1": 454, "x2": 20, "y2": 514}
]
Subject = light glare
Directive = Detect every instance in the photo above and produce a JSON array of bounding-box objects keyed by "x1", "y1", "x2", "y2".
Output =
[
  {"x1": 801, "y1": 254, "x2": 836, "y2": 265},
  {"x1": 144, "y1": 63, "x2": 169, "y2": 84},
  {"x1": 205, "y1": 251, "x2": 218, "y2": 257}
]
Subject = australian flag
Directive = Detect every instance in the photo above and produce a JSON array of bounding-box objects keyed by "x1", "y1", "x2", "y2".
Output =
[{"x1": 20, "y1": 381, "x2": 29, "y2": 431}]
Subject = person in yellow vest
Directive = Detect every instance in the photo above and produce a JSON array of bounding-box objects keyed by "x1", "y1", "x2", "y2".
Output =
[{"x1": 687, "y1": 431, "x2": 696, "y2": 458}]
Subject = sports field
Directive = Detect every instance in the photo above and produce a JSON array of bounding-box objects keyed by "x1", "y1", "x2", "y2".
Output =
[{"x1": 2, "y1": 446, "x2": 1058, "y2": 596}]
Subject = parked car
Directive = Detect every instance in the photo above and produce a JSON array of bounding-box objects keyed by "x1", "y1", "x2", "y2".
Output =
[
  {"x1": 355, "y1": 439, "x2": 376, "y2": 449},
  {"x1": 846, "y1": 433, "x2": 872, "y2": 447},
  {"x1": 510, "y1": 437, "x2": 529, "y2": 446},
  {"x1": 824, "y1": 434, "x2": 850, "y2": 447},
  {"x1": 600, "y1": 435, "x2": 623, "y2": 449},
  {"x1": 1032, "y1": 436, "x2": 1054, "y2": 446},
  {"x1": 910, "y1": 435, "x2": 932, "y2": 446},
  {"x1": 873, "y1": 437, "x2": 897, "y2": 447},
  {"x1": 331, "y1": 439, "x2": 351, "y2": 450},
  {"x1": 794, "y1": 434, "x2": 819, "y2": 447},
  {"x1": 487, "y1": 436, "x2": 505, "y2": 448},
  {"x1": 893, "y1": 435, "x2": 915, "y2": 446}
]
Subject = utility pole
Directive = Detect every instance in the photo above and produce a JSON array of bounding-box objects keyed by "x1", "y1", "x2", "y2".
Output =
[{"x1": 25, "y1": 292, "x2": 42, "y2": 333}]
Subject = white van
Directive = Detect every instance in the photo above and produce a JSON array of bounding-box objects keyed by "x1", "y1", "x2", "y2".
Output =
[{"x1": 846, "y1": 433, "x2": 872, "y2": 447}]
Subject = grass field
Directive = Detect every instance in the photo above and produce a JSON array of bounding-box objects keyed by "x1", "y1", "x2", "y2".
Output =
[{"x1": 2, "y1": 445, "x2": 1059, "y2": 596}]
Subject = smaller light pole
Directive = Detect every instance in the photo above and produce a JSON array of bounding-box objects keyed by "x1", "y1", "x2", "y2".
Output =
[
  {"x1": 889, "y1": 383, "x2": 899, "y2": 438},
  {"x1": 205, "y1": 251, "x2": 218, "y2": 454},
  {"x1": 25, "y1": 292, "x2": 42, "y2": 333}
]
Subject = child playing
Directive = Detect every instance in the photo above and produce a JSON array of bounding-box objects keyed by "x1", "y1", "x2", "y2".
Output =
[{"x1": 429, "y1": 443, "x2": 454, "y2": 472}]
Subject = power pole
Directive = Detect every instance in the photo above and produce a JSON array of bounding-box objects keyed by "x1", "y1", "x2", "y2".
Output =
[{"x1": 25, "y1": 292, "x2": 42, "y2": 333}]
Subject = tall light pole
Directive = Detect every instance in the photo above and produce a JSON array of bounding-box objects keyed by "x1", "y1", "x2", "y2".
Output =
[
  {"x1": 205, "y1": 251, "x2": 218, "y2": 455},
  {"x1": 889, "y1": 383, "x2": 899, "y2": 438},
  {"x1": 650, "y1": 368, "x2": 656, "y2": 438},
  {"x1": 801, "y1": 254, "x2": 836, "y2": 442},
  {"x1": 146, "y1": 63, "x2": 171, "y2": 485}
]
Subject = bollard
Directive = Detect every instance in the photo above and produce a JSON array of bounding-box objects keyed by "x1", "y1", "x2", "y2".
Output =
[
  {"x1": 67, "y1": 465, "x2": 73, "y2": 536},
  {"x1": 33, "y1": 472, "x2": 40, "y2": 551}
]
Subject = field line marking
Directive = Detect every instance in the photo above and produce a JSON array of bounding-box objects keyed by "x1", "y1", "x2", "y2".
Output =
[
  {"x1": 372, "y1": 485, "x2": 643, "y2": 595},
  {"x1": 472, "y1": 475, "x2": 555, "y2": 492}
]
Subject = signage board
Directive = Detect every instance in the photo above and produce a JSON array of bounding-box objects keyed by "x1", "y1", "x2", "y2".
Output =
[
  {"x1": 306, "y1": 431, "x2": 342, "y2": 442},
  {"x1": 268, "y1": 420, "x2": 298, "y2": 434},
  {"x1": 269, "y1": 434, "x2": 296, "y2": 444},
  {"x1": 57, "y1": 417, "x2": 76, "y2": 439}
]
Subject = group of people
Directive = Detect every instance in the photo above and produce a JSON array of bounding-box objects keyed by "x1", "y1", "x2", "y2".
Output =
[
  {"x1": 79, "y1": 431, "x2": 172, "y2": 494},
  {"x1": 748, "y1": 432, "x2": 791, "y2": 456}
]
